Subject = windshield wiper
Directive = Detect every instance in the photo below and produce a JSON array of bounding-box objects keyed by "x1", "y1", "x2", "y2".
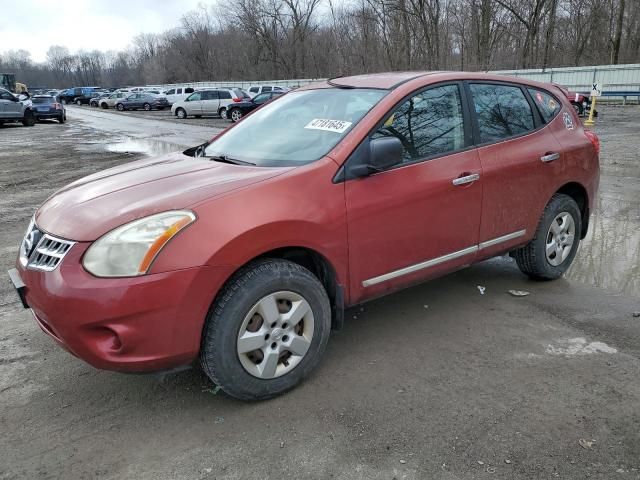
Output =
[{"x1": 207, "y1": 155, "x2": 256, "y2": 166}]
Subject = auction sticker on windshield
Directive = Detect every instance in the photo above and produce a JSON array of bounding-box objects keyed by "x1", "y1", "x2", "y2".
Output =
[{"x1": 304, "y1": 118, "x2": 353, "y2": 133}]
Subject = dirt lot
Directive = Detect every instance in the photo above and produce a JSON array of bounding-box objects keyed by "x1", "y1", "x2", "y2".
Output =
[{"x1": 1, "y1": 106, "x2": 639, "y2": 480}]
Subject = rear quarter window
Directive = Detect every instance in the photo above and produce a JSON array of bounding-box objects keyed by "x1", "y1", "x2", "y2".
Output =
[
  {"x1": 527, "y1": 88, "x2": 561, "y2": 123},
  {"x1": 219, "y1": 90, "x2": 232, "y2": 99},
  {"x1": 469, "y1": 83, "x2": 535, "y2": 143}
]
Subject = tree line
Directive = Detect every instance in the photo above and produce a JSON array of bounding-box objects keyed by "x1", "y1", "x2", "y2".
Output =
[{"x1": 1, "y1": 0, "x2": 638, "y2": 88}]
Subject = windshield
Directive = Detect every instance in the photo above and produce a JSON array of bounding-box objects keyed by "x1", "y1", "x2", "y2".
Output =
[{"x1": 204, "y1": 88, "x2": 386, "y2": 166}]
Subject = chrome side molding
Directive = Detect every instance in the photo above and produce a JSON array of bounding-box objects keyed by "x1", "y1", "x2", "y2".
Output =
[{"x1": 362, "y1": 229, "x2": 526, "y2": 287}]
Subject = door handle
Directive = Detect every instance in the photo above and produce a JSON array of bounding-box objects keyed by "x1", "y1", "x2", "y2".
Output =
[
  {"x1": 540, "y1": 152, "x2": 560, "y2": 163},
  {"x1": 452, "y1": 173, "x2": 480, "y2": 186}
]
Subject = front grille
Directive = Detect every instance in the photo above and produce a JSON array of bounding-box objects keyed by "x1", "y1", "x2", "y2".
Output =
[{"x1": 20, "y1": 221, "x2": 75, "y2": 272}]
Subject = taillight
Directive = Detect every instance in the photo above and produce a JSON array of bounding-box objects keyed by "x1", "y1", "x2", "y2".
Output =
[
  {"x1": 232, "y1": 97, "x2": 242, "y2": 102},
  {"x1": 53, "y1": 103, "x2": 61, "y2": 109},
  {"x1": 584, "y1": 129, "x2": 600, "y2": 155}
]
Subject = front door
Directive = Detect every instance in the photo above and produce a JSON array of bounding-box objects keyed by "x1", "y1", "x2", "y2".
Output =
[
  {"x1": 2, "y1": 91, "x2": 22, "y2": 118},
  {"x1": 185, "y1": 92, "x2": 203, "y2": 115},
  {"x1": 345, "y1": 83, "x2": 483, "y2": 303},
  {"x1": 201, "y1": 90, "x2": 220, "y2": 115}
]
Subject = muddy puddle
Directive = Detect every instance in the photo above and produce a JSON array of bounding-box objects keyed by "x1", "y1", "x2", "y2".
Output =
[{"x1": 75, "y1": 137, "x2": 183, "y2": 156}]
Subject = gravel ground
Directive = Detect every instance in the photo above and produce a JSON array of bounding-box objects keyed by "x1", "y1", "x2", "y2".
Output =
[{"x1": 0, "y1": 106, "x2": 639, "y2": 480}]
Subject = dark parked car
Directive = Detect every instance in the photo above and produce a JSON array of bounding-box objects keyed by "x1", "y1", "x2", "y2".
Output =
[
  {"x1": 226, "y1": 91, "x2": 284, "y2": 122},
  {"x1": 59, "y1": 87, "x2": 100, "y2": 105},
  {"x1": 31, "y1": 95, "x2": 66, "y2": 123},
  {"x1": 116, "y1": 93, "x2": 169, "y2": 111}
]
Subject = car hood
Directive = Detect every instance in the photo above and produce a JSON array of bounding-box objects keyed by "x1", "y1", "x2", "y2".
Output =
[{"x1": 35, "y1": 151, "x2": 291, "y2": 241}]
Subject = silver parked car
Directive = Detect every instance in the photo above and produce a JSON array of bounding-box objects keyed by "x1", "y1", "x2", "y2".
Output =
[
  {"x1": 171, "y1": 88, "x2": 251, "y2": 119},
  {"x1": 0, "y1": 88, "x2": 36, "y2": 126}
]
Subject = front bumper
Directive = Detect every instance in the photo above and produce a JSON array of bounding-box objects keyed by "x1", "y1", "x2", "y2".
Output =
[{"x1": 10, "y1": 243, "x2": 233, "y2": 372}]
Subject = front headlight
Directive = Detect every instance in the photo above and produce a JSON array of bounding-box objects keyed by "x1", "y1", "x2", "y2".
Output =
[{"x1": 83, "y1": 210, "x2": 196, "y2": 277}]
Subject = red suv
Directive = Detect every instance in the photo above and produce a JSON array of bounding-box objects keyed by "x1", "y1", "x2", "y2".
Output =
[{"x1": 8, "y1": 72, "x2": 600, "y2": 400}]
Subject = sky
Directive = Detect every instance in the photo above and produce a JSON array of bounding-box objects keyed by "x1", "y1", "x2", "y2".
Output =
[{"x1": 0, "y1": 0, "x2": 204, "y2": 62}]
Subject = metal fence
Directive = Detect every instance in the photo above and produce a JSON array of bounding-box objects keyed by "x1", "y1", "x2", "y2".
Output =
[
  {"x1": 147, "y1": 63, "x2": 640, "y2": 97},
  {"x1": 492, "y1": 63, "x2": 640, "y2": 92}
]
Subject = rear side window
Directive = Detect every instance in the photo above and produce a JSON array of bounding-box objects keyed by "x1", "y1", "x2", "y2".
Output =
[
  {"x1": 372, "y1": 84, "x2": 466, "y2": 163},
  {"x1": 527, "y1": 88, "x2": 561, "y2": 123},
  {"x1": 166, "y1": 89, "x2": 175, "y2": 95},
  {"x1": 219, "y1": 90, "x2": 232, "y2": 99},
  {"x1": 263, "y1": 86, "x2": 272, "y2": 92},
  {"x1": 469, "y1": 83, "x2": 534, "y2": 143},
  {"x1": 250, "y1": 87, "x2": 259, "y2": 93},
  {"x1": 185, "y1": 88, "x2": 194, "y2": 94}
]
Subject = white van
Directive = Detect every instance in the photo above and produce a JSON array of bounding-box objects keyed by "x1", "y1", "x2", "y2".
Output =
[
  {"x1": 247, "y1": 85, "x2": 290, "y2": 98},
  {"x1": 163, "y1": 87, "x2": 196, "y2": 105}
]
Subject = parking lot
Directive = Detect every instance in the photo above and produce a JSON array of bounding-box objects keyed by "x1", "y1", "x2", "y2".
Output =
[{"x1": 1, "y1": 105, "x2": 639, "y2": 479}]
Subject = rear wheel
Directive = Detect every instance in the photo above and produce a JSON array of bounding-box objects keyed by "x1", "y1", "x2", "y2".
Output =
[
  {"x1": 200, "y1": 259, "x2": 331, "y2": 400},
  {"x1": 58, "y1": 115, "x2": 65, "y2": 124},
  {"x1": 75, "y1": 99, "x2": 82, "y2": 106},
  {"x1": 22, "y1": 110, "x2": 36, "y2": 127},
  {"x1": 513, "y1": 194, "x2": 581, "y2": 280},
  {"x1": 116, "y1": 103, "x2": 124, "y2": 111},
  {"x1": 143, "y1": 103, "x2": 151, "y2": 111},
  {"x1": 176, "y1": 108, "x2": 186, "y2": 119}
]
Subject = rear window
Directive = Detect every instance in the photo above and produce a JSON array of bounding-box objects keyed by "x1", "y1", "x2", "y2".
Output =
[
  {"x1": 32, "y1": 96, "x2": 54, "y2": 104},
  {"x1": 469, "y1": 83, "x2": 535, "y2": 143},
  {"x1": 528, "y1": 88, "x2": 561, "y2": 123}
]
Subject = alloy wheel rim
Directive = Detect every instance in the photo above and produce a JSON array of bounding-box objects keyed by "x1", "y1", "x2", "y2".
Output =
[
  {"x1": 220, "y1": 109, "x2": 227, "y2": 119},
  {"x1": 546, "y1": 212, "x2": 576, "y2": 266},
  {"x1": 232, "y1": 110, "x2": 241, "y2": 121},
  {"x1": 237, "y1": 291, "x2": 314, "y2": 379}
]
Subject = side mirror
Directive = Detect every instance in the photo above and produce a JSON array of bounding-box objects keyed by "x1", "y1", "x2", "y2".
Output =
[
  {"x1": 183, "y1": 141, "x2": 208, "y2": 158},
  {"x1": 347, "y1": 136, "x2": 403, "y2": 178}
]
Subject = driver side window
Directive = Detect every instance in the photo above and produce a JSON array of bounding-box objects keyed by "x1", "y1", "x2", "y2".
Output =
[{"x1": 372, "y1": 84, "x2": 466, "y2": 164}]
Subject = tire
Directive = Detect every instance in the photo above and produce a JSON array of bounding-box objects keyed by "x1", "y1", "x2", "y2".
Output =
[
  {"x1": 58, "y1": 115, "x2": 65, "y2": 124},
  {"x1": 143, "y1": 103, "x2": 151, "y2": 111},
  {"x1": 513, "y1": 194, "x2": 582, "y2": 280},
  {"x1": 116, "y1": 103, "x2": 124, "y2": 111},
  {"x1": 157, "y1": 107, "x2": 165, "y2": 110},
  {"x1": 230, "y1": 108, "x2": 243, "y2": 122},
  {"x1": 571, "y1": 102, "x2": 583, "y2": 116},
  {"x1": 200, "y1": 259, "x2": 331, "y2": 401},
  {"x1": 22, "y1": 110, "x2": 36, "y2": 127},
  {"x1": 176, "y1": 108, "x2": 186, "y2": 119},
  {"x1": 219, "y1": 107, "x2": 227, "y2": 120},
  {"x1": 75, "y1": 99, "x2": 82, "y2": 106},
  {"x1": 100, "y1": 102, "x2": 108, "y2": 109},
  {"x1": 195, "y1": 115, "x2": 202, "y2": 118}
]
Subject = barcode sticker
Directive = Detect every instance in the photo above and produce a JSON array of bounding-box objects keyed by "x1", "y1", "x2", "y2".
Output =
[{"x1": 304, "y1": 118, "x2": 353, "y2": 133}]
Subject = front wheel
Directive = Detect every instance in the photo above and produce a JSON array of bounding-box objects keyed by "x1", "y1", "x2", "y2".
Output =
[
  {"x1": 219, "y1": 107, "x2": 227, "y2": 120},
  {"x1": 116, "y1": 103, "x2": 124, "y2": 111},
  {"x1": 513, "y1": 194, "x2": 582, "y2": 280},
  {"x1": 143, "y1": 103, "x2": 151, "y2": 111},
  {"x1": 58, "y1": 115, "x2": 65, "y2": 124},
  {"x1": 200, "y1": 259, "x2": 331, "y2": 400},
  {"x1": 571, "y1": 102, "x2": 584, "y2": 116},
  {"x1": 22, "y1": 110, "x2": 36, "y2": 127},
  {"x1": 176, "y1": 108, "x2": 186, "y2": 119},
  {"x1": 75, "y1": 99, "x2": 82, "y2": 106},
  {"x1": 230, "y1": 108, "x2": 243, "y2": 122}
]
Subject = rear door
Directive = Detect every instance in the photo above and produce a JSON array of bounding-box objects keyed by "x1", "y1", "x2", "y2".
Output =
[
  {"x1": 345, "y1": 83, "x2": 483, "y2": 303},
  {"x1": 467, "y1": 81, "x2": 564, "y2": 257}
]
